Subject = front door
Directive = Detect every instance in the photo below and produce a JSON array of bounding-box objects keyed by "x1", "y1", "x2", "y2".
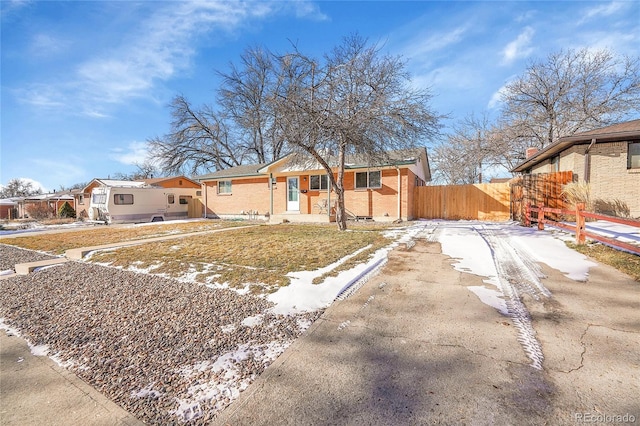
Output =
[{"x1": 287, "y1": 177, "x2": 300, "y2": 211}]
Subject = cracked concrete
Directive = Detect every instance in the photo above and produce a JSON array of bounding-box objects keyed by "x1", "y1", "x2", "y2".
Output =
[
  {"x1": 215, "y1": 239, "x2": 639, "y2": 425},
  {"x1": 525, "y1": 262, "x2": 640, "y2": 422}
]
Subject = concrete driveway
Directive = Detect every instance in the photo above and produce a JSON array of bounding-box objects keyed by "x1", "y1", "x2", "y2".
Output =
[{"x1": 215, "y1": 239, "x2": 640, "y2": 425}]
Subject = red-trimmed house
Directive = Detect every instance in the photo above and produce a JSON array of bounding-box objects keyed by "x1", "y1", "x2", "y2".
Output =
[{"x1": 195, "y1": 148, "x2": 431, "y2": 223}]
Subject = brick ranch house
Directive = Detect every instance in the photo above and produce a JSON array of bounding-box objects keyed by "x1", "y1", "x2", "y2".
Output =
[
  {"x1": 6, "y1": 192, "x2": 75, "y2": 219},
  {"x1": 511, "y1": 119, "x2": 640, "y2": 218},
  {"x1": 195, "y1": 148, "x2": 431, "y2": 223},
  {"x1": 74, "y1": 176, "x2": 201, "y2": 219}
]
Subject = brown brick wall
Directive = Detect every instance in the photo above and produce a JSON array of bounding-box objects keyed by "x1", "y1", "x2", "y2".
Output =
[
  {"x1": 531, "y1": 141, "x2": 640, "y2": 217},
  {"x1": 205, "y1": 167, "x2": 416, "y2": 220}
]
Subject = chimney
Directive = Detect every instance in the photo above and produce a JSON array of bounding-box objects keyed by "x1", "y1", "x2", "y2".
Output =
[{"x1": 525, "y1": 147, "x2": 539, "y2": 159}]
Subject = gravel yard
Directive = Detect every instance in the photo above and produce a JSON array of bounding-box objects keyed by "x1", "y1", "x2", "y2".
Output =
[
  {"x1": 0, "y1": 244, "x2": 58, "y2": 272},
  {"x1": 0, "y1": 258, "x2": 321, "y2": 424}
]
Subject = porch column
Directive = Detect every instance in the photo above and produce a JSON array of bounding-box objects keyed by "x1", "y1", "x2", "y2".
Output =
[
  {"x1": 327, "y1": 184, "x2": 330, "y2": 217},
  {"x1": 269, "y1": 173, "x2": 274, "y2": 215},
  {"x1": 397, "y1": 167, "x2": 401, "y2": 220}
]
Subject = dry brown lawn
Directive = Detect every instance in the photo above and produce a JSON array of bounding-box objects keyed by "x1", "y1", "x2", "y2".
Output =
[
  {"x1": 0, "y1": 220, "x2": 251, "y2": 255},
  {"x1": 88, "y1": 223, "x2": 394, "y2": 293}
]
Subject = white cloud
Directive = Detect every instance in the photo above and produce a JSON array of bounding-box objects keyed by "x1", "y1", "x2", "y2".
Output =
[
  {"x1": 29, "y1": 33, "x2": 69, "y2": 58},
  {"x1": 578, "y1": 2, "x2": 625, "y2": 24},
  {"x1": 288, "y1": 0, "x2": 329, "y2": 21},
  {"x1": 488, "y1": 84, "x2": 509, "y2": 110},
  {"x1": 18, "y1": 2, "x2": 285, "y2": 117},
  {"x1": 0, "y1": 0, "x2": 31, "y2": 19},
  {"x1": 16, "y1": 83, "x2": 66, "y2": 108},
  {"x1": 501, "y1": 26, "x2": 535, "y2": 65},
  {"x1": 110, "y1": 141, "x2": 152, "y2": 166},
  {"x1": 404, "y1": 25, "x2": 469, "y2": 59},
  {"x1": 17, "y1": 177, "x2": 49, "y2": 194}
]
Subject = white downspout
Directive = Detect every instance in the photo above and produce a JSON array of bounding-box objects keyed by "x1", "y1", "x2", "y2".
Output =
[{"x1": 202, "y1": 182, "x2": 207, "y2": 218}]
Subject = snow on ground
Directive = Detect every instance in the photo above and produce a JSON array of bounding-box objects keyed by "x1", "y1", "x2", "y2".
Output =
[
  {"x1": 428, "y1": 220, "x2": 598, "y2": 284},
  {"x1": 584, "y1": 220, "x2": 640, "y2": 243},
  {"x1": 267, "y1": 222, "x2": 426, "y2": 314},
  {"x1": 418, "y1": 220, "x2": 605, "y2": 334}
]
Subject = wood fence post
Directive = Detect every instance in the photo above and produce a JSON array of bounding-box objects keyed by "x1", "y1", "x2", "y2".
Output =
[
  {"x1": 538, "y1": 205, "x2": 545, "y2": 230},
  {"x1": 525, "y1": 202, "x2": 531, "y2": 227},
  {"x1": 576, "y1": 202, "x2": 586, "y2": 245}
]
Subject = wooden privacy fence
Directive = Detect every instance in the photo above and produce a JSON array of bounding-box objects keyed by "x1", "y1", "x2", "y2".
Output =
[
  {"x1": 413, "y1": 183, "x2": 511, "y2": 221},
  {"x1": 511, "y1": 171, "x2": 575, "y2": 221},
  {"x1": 526, "y1": 203, "x2": 640, "y2": 255}
]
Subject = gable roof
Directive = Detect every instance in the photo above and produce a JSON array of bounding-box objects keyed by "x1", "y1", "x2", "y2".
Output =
[
  {"x1": 194, "y1": 148, "x2": 431, "y2": 182},
  {"x1": 259, "y1": 148, "x2": 429, "y2": 176},
  {"x1": 512, "y1": 119, "x2": 640, "y2": 173},
  {"x1": 194, "y1": 163, "x2": 268, "y2": 181}
]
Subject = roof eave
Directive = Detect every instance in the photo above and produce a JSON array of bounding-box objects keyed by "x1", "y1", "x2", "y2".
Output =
[{"x1": 511, "y1": 129, "x2": 640, "y2": 173}]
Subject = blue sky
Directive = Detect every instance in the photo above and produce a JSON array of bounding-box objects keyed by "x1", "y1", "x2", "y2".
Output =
[{"x1": 1, "y1": 1, "x2": 638, "y2": 192}]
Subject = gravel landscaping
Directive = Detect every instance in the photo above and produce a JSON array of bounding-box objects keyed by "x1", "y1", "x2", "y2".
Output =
[
  {"x1": 0, "y1": 244, "x2": 58, "y2": 272},
  {"x1": 0, "y1": 258, "x2": 321, "y2": 424}
]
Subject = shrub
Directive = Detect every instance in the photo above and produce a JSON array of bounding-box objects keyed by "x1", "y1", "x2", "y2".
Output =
[
  {"x1": 59, "y1": 201, "x2": 77, "y2": 218},
  {"x1": 26, "y1": 203, "x2": 55, "y2": 220},
  {"x1": 561, "y1": 182, "x2": 591, "y2": 210}
]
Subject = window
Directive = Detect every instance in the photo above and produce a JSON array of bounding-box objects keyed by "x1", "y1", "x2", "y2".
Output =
[
  {"x1": 628, "y1": 142, "x2": 640, "y2": 169},
  {"x1": 179, "y1": 195, "x2": 191, "y2": 204},
  {"x1": 78, "y1": 195, "x2": 85, "y2": 205},
  {"x1": 355, "y1": 171, "x2": 382, "y2": 189},
  {"x1": 167, "y1": 194, "x2": 175, "y2": 204},
  {"x1": 92, "y1": 193, "x2": 106, "y2": 204},
  {"x1": 218, "y1": 181, "x2": 232, "y2": 194},
  {"x1": 551, "y1": 155, "x2": 560, "y2": 172},
  {"x1": 113, "y1": 194, "x2": 134, "y2": 205},
  {"x1": 309, "y1": 174, "x2": 329, "y2": 190}
]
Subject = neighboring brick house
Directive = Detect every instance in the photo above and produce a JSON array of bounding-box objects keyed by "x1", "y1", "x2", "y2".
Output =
[
  {"x1": 0, "y1": 198, "x2": 19, "y2": 219},
  {"x1": 195, "y1": 148, "x2": 431, "y2": 222},
  {"x1": 13, "y1": 192, "x2": 75, "y2": 219},
  {"x1": 511, "y1": 119, "x2": 640, "y2": 218}
]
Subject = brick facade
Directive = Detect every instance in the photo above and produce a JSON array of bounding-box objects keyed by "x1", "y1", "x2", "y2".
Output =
[
  {"x1": 203, "y1": 167, "x2": 422, "y2": 221},
  {"x1": 530, "y1": 141, "x2": 640, "y2": 217}
]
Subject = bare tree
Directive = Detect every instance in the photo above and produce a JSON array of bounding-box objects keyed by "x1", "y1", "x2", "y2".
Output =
[
  {"x1": 217, "y1": 46, "x2": 286, "y2": 163},
  {"x1": 500, "y1": 48, "x2": 640, "y2": 149},
  {"x1": 432, "y1": 113, "x2": 495, "y2": 184},
  {"x1": 112, "y1": 161, "x2": 163, "y2": 181},
  {"x1": 0, "y1": 178, "x2": 42, "y2": 198},
  {"x1": 275, "y1": 34, "x2": 441, "y2": 230},
  {"x1": 147, "y1": 95, "x2": 242, "y2": 175},
  {"x1": 148, "y1": 46, "x2": 289, "y2": 175}
]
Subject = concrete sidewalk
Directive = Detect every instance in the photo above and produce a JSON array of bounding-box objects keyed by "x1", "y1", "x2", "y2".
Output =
[
  {"x1": 214, "y1": 240, "x2": 640, "y2": 425},
  {"x1": 0, "y1": 330, "x2": 143, "y2": 426}
]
